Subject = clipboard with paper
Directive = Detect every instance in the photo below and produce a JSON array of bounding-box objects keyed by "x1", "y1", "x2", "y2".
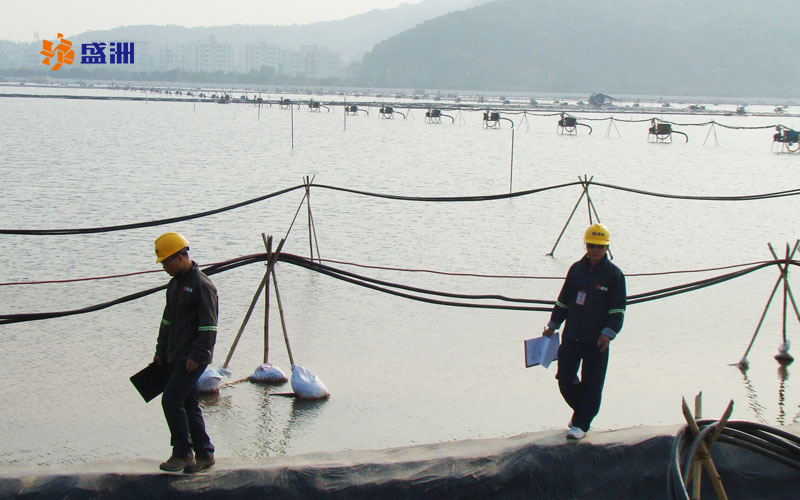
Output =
[{"x1": 524, "y1": 333, "x2": 560, "y2": 369}]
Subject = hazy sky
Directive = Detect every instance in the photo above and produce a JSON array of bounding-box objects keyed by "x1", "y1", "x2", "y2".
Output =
[{"x1": 3, "y1": 0, "x2": 424, "y2": 42}]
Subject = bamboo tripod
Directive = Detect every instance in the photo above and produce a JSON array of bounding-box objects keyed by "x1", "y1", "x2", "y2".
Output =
[
  {"x1": 681, "y1": 392, "x2": 734, "y2": 500},
  {"x1": 703, "y1": 123, "x2": 719, "y2": 147},
  {"x1": 738, "y1": 241, "x2": 798, "y2": 369},
  {"x1": 604, "y1": 117, "x2": 622, "y2": 138},
  {"x1": 221, "y1": 177, "x2": 323, "y2": 375},
  {"x1": 516, "y1": 111, "x2": 531, "y2": 132},
  {"x1": 222, "y1": 235, "x2": 295, "y2": 372},
  {"x1": 547, "y1": 175, "x2": 612, "y2": 259}
]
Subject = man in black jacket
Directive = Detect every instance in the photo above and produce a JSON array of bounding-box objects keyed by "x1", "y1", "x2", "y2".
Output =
[
  {"x1": 153, "y1": 232, "x2": 218, "y2": 472},
  {"x1": 542, "y1": 224, "x2": 626, "y2": 440}
]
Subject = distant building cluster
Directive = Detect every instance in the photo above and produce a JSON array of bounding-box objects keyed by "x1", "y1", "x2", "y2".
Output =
[{"x1": 1, "y1": 36, "x2": 345, "y2": 79}]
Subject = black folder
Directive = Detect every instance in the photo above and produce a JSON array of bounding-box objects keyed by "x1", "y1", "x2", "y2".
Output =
[{"x1": 130, "y1": 362, "x2": 168, "y2": 403}]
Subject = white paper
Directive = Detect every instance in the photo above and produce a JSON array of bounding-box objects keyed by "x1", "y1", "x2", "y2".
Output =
[{"x1": 524, "y1": 333, "x2": 560, "y2": 369}]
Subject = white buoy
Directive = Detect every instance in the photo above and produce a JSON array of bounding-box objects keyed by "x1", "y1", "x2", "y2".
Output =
[
  {"x1": 775, "y1": 340, "x2": 794, "y2": 365},
  {"x1": 290, "y1": 364, "x2": 330, "y2": 399},
  {"x1": 248, "y1": 363, "x2": 288, "y2": 383}
]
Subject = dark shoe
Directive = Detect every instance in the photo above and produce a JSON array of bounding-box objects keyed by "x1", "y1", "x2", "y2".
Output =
[
  {"x1": 159, "y1": 452, "x2": 194, "y2": 472},
  {"x1": 184, "y1": 452, "x2": 215, "y2": 473}
]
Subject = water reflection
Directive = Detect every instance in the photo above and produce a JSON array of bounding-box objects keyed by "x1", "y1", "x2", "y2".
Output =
[
  {"x1": 199, "y1": 391, "x2": 233, "y2": 409},
  {"x1": 738, "y1": 364, "x2": 795, "y2": 425},
  {"x1": 254, "y1": 391, "x2": 328, "y2": 456}
]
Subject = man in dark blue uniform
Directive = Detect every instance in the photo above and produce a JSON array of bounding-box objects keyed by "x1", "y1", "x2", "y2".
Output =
[
  {"x1": 153, "y1": 232, "x2": 218, "y2": 472},
  {"x1": 543, "y1": 224, "x2": 626, "y2": 440}
]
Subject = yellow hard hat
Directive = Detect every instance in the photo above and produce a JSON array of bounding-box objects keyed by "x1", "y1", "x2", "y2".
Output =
[
  {"x1": 584, "y1": 223, "x2": 610, "y2": 245},
  {"x1": 154, "y1": 232, "x2": 189, "y2": 263}
]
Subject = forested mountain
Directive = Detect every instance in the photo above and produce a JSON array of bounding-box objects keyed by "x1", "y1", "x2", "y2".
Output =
[
  {"x1": 359, "y1": 0, "x2": 799, "y2": 97},
  {"x1": 69, "y1": 0, "x2": 491, "y2": 61}
]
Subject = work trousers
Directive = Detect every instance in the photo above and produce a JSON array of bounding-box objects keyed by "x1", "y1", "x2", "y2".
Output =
[
  {"x1": 555, "y1": 339, "x2": 610, "y2": 432},
  {"x1": 162, "y1": 362, "x2": 214, "y2": 457}
]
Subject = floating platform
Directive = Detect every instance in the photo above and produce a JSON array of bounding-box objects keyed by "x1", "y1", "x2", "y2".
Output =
[{"x1": 0, "y1": 424, "x2": 797, "y2": 499}]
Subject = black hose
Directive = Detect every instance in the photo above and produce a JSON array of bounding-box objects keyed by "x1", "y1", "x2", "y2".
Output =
[
  {"x1": 3, "y1": 180, "x2": 800, "y2": 236},
  {"x1": 667, "y1": 419, "x2": 800, "y2": 500},
  {"x1": 0, "y1": 185, "x2": 305, "y2": 235},
  {"x1": 2, "y1": 254, "x2": 797, "y2": 326}
]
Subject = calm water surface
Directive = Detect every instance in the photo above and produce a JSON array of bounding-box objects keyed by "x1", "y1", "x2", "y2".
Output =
[{"x1": 0, "y1": 86, "x2": 798, "y2": 465}]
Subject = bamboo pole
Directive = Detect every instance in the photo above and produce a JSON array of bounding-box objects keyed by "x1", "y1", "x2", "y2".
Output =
[
  {"x1": 681, "y1": 398, "x2": 729, "y2": 500},
  {"x1": 768, "y1": 241, "x2": 800, "y2": 324},
  {"x1": 583, "y1": 177, "x2": 613, "y2": 261},
  {"x1": 223, "y1": 270, "x2": 268, "y2": 369},
  {"x1": 271, "y1": 269, "x2": 295, "y2": 366},
  {"x1": 692, "y1": 392, "x2": 703, "y2": 500},
  {"x1": 509, "y1": 128, "x2": 515, "y2": 194},
  {"x1": 739, "y1": 273, "x2": 784, "y2": 367},
  {"x1": 222, "y1": 236, "x2": 285, "y2": 369},
  {"x1": 738, "y1": 242, "x2": 799, "y2": 366},
  {"x1": 306, "y1": 176, "x2": 314, "y2": 261},
  {"x1": 309, "y1": 206, "x2": 322, "y2": 264},
  {"x1": 262, "y1": 234, "x2": 273, "y2": 364},
  {"x1": 584, "y1": 175, "x2": 593, "y2": 224},
  {"x1": 546, "y1": 179, "x2": 589, "y2": 256},
  {"x1": 783, "y1": 244, "x2": 789, "y2": 345}
]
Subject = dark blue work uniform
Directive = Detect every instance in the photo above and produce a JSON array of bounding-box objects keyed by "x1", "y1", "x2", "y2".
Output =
[
  {"x1": 156, "y1": 262, "x2": 218, "y2": 458},
  {"x1": 547, "y1": 254, "x2": 626, "y2": 432}
]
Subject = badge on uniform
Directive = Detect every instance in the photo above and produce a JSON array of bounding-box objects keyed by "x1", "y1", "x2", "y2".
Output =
[{"x1": 576, "y1": 291, "x2": 586, "y2": 305}]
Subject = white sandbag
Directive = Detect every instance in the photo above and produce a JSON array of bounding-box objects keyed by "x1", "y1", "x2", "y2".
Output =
[
  {"x1": 197, "y1": 366, "x2": 224, "y2": 394},
  {"x1": 291, "y1": 364, "x2": 330, "y2": 399},
  {"x1": 248, "y1": 363, "x2": 288, "y2": 383}
]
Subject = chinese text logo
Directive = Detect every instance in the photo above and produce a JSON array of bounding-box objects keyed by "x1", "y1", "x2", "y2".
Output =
[{"x1": 81, "y1": 42, "x2": 135, "y2": 64}]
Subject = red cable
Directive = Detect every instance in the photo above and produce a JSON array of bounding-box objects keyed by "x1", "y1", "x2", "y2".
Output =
[{"x1": 0, "y1": 258, "x2": 779, "y2": 287}]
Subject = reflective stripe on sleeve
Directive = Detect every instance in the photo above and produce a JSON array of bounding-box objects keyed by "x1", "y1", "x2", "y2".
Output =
[
  {"x1": 198, "y1": 326, "x2": 217, "y2": 332},
  {"x1": 161, "y1": 318, "x2": 171, "y2": 325},
  {"x1": 608, "y1": 308, "x2": 625, "y2": 315}
]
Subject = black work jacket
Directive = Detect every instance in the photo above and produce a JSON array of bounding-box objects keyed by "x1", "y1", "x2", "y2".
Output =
[
  {"x1": 156, "y1": 262, "x2": 218, "y2": 364},
  {"x1": 548, "y1": 255, "x2": 626, "y2": 343}
]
